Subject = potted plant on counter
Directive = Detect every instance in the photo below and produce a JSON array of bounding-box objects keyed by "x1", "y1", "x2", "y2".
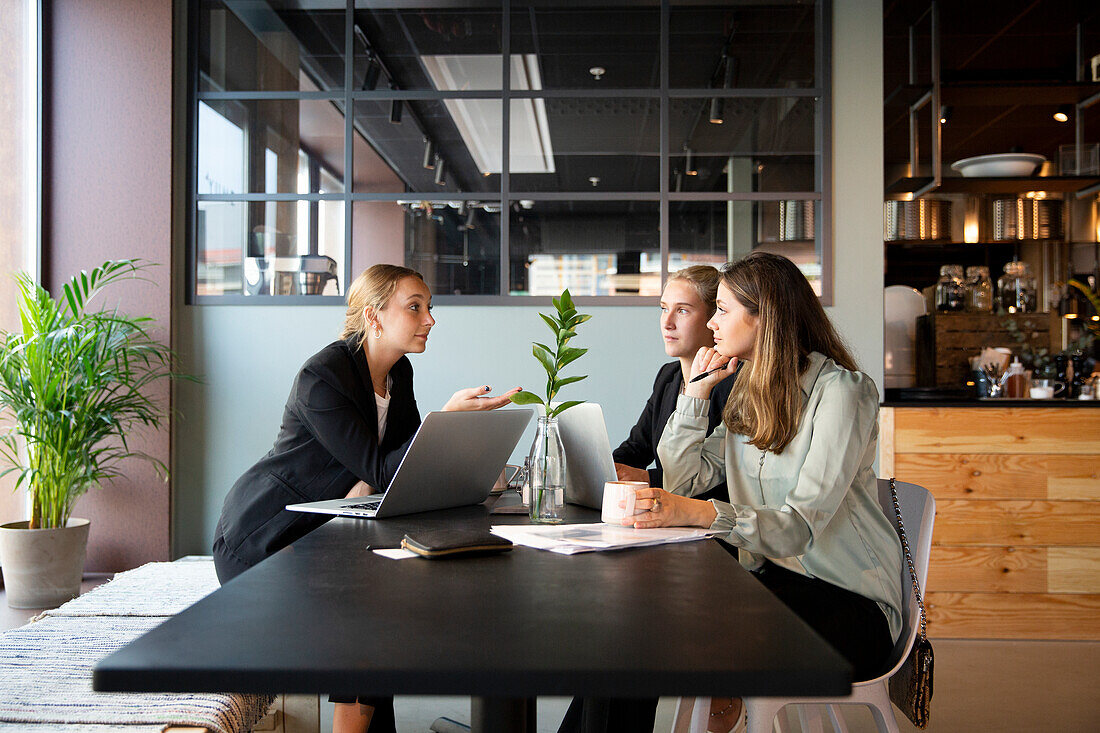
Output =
[
  {"x1": 509, "y1": 289, "x2": 590, "y2": 523},
  {"x1": 0, "y1": 260, "x2": 175, "y2": 609}
]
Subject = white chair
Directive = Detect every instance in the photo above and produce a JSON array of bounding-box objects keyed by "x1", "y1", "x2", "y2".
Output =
[{"x1": 672, "y1": 478, "x2": 936, "y2": 733}]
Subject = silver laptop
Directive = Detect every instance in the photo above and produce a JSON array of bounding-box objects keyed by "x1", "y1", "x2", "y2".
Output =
[
  {"x1": 556, "y1": 403, "x2": 618, "y2": 509},
  {"x1": 286, "y1": 409, "x2": 533, "y2": 519}
]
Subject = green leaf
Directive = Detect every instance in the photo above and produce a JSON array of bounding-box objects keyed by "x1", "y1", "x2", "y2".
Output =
[
  {"x1": 567, "y1": 313, "x2": 592, "y2": 328},
  {"x1": 532, "y1": 344, "x2": 556, "y2": 375},
  {"x1": 553, "y1": 374, "x2": 587, "y2": 391},
  {"x1": 509, "y1": 391, "x2": 544, "y2": 406},
  {"x1": 557, "y1": 346, "x2": 588, "y2": 370},
  {"x1": 552, "y1": 296, "x2": 561, "y2": 312},
  {"x1": 550, "y1": 400, "x2": 584, "y2": 417},
  {"x1": 560, "y1": 289, "x2": 574, "y2": 311},
  {"x1": 539, "y1": 313, "x2": 561, "y2": 336}
]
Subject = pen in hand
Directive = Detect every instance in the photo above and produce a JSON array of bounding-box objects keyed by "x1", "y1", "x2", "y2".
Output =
[{"x1": 688, "y1": 365, "x2": 730, "y2": 384}]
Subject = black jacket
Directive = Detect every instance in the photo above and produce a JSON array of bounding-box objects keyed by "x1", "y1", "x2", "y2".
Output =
[
  {"x1": 612, "y1": 361, "x2": 735, "y2": 497},
  {"x1": 213, "y1": 337, "x2": 420, "y2": 583}
]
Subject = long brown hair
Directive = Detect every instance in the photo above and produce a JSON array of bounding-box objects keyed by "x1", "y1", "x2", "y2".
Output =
[
  {"x1": 721, "y1": 252, "x2": 857, "y2": 453},
  {"x1": 340, "y1": 264, "x2": 425, "y2": 350}
]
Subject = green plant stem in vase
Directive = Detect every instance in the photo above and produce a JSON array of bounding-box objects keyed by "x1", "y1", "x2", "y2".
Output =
[{"x1": 509, "y1": 289, "x2": 590, "y2": 523}]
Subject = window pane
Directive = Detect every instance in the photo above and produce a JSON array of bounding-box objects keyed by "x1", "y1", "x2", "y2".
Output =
[
  {"x1": 352, "y1": 98, "x2": 501, "y2": 193},
  {"x1": 354, "y1": 2, "x2": 502, "y2": 92},
  {"x1": 670, "y1": 199, "x2": 821, "y2": 295},
  {"x1": 197, "y1": 200, "x2": 345, "y2": 296},
  {"x1": 670, "y1": 2, "x2": 818, "y2": 89},
  {"x1": 511, "y1": 2, "x2": 659, "y2": 89},
  {"x1": 357, "y1": 200, "x2": 502, "y2": 296},
  {"x1": 509, "y1": 98, "x2": 659, "y2": 192},
  {"x1": 669, "y1": 97, "x2": 817, "y2": 192},
  {"x1": 199, "y1": 99, "x2": 347, "y2": 194},
  {"x1": 199, "y1": 0, "x2": 346, "y2": 92},
  {"x1": 509, "y1": 201, "x2": 660, "y2": 296}
]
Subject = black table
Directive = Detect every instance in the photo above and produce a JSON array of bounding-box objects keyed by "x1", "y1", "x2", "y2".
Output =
[{"x1": 94, "y1": 503, "x2": 851, "y2": 731}]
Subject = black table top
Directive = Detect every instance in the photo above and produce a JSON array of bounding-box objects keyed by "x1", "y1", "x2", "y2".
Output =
[{"x1": 94, "y1": 503, "x2": 851, "y2": 699}]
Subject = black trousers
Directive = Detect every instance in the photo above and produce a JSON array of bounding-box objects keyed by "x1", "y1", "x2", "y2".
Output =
[{"x1": 752, "y1": 561, "x2": 893, "y2": 681}]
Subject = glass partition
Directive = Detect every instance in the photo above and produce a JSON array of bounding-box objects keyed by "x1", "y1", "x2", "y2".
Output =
[{"x1": 189, "y1": 0, "x2": 828, "y2": 303}]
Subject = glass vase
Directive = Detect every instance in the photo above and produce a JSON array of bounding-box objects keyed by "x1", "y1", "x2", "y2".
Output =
[{"x1": 526, "y1": 416, "x2": 565, "y2": 523}]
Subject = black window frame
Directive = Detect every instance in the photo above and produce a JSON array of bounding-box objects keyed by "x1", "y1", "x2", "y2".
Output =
[{"x1": 185, "y1": 0, "x2": 833, "y2": 306}]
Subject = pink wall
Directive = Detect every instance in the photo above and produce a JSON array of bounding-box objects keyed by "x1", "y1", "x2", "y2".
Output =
[{"x1": 44, "y1": 0, "x2": 173, "y2": 571}]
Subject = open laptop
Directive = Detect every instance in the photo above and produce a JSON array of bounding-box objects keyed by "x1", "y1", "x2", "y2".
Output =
[
  {"x1": 556, "y1": 403, "x2": 619, "y2": 509},
  {"x1": 285, "y1": 409, "x2": 533, "y2": 519}
]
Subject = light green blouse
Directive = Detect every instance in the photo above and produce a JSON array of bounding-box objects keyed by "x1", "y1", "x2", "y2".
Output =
[{"x1": 657, "y1": 351, "x2": 904, "y2": 641}]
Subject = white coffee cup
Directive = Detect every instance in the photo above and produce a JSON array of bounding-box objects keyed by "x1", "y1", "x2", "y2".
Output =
[
  {"x1": 1029, "y1": 385, "x2": 1054, "y2": 399},
  {"x1": 601, "y1": 480, "x2": 648, "y2": 524}
]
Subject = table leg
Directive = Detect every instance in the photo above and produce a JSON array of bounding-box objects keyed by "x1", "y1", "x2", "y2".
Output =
[{"x1": 470, "y1": 696, "x2": 536, "y2": 732}]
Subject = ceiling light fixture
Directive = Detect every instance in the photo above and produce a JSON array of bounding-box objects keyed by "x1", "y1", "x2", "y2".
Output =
[
  {"x1": 588, "y1": 176, "x2": 600, "y2": 187},
  {"x1": 710, "y1": 56, "x2": 734, "y2": 124},
  {"x1": 1054, "y1": 104, "x2": 1071, "y2": 123},
  {"x1": 422, "y1": 139, "x2": 436, "y2": 170},
  {"x1": 589, "y1": 66, "x2": 606, "y2": 81},
  {"x1": 361, "y1": 56, "x2": 381, "y2": 91},
  {"x1": 434, "y1": 159, "x2": 446, "y2": 185},
  {"x1": 685, "y1": 147, "x2": 698, "y2": 176},
  {"x1": 709, "y1": 98, "x2": 724, "y2": 125},
  {"x1": 422, "y1": 54, "x2": 555, "y2": 175},
  {"x1": 939, "y1": 105, "x2": 951, "y2": 124}
]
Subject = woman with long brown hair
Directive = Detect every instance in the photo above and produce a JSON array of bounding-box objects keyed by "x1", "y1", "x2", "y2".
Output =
[{"x1": 629, "y1": 252, "x2": 904, "y2": 732}]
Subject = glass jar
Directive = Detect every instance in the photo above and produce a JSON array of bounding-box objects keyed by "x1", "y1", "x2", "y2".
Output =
[
  {"x1": 526, "y1": 416, "x2": 565, "y2": 523},
  {"x1": 997, "y1": 260, "x2": 1037, "y2": 313},
  {"x1": 935, "y1": 265, "x2": 966, "y2": 312},
  {"x1": 965, "y1": 266, "x2": 993, "y2": 312}
]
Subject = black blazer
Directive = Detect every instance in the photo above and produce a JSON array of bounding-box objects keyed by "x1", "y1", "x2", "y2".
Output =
[
  {"x1": 213, "y1": 337, "x2": 420, "y2": 583},
  {"x1": 612, "y1": 360, "x2": 735, "y2": 498}
]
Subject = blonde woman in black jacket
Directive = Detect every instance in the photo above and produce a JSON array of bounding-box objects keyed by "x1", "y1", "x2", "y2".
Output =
[{"x1": 213, "y1": 264, "x2": 518, "y2": 733}]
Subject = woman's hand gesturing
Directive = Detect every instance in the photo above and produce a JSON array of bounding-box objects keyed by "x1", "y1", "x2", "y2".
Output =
[{"x1": 442, "y1": 385, "x2": 523, "y2": 411}]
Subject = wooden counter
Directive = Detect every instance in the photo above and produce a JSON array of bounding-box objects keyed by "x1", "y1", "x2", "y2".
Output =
[{"x1": 880, "y1": 406, "x2": 1100, "y2": 640}]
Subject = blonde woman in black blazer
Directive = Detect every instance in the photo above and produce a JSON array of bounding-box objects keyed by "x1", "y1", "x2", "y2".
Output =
[{"x1": 213, "y1": 264, "x2": 518, "y2": 733}]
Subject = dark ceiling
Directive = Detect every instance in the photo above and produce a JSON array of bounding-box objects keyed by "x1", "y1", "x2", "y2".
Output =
[
  {"x1": 883, "y1": 0, "x2": 1100, "y2": 169},
  {"x1": 254, "y1": 2, "x2": 818, "y2": 195}
]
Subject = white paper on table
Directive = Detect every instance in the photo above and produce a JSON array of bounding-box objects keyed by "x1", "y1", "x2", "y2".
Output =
[
  {"x1": 373, "y1": 548, "x2": 418, "y2": 560},
  {"x1": 490, "y1": 523, "x2": 718, "y2": 554}
]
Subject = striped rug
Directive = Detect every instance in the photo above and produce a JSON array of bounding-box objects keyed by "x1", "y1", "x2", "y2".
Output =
[{"x1": 0, "y1": 559, "x2": 273, "y2": 732}]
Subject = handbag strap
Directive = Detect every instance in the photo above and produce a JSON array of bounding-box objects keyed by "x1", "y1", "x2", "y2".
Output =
[{"x1": 889, "y1": 477, "x2": 927, "y2": 641}]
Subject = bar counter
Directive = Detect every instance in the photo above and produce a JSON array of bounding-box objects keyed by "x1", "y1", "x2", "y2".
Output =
[
  {"x1": 882, "y1": 399, "x2": 1100, "y2": 407},
  {"x1": 879, "y1": 404, "x2": 1100, "y2": 641}
]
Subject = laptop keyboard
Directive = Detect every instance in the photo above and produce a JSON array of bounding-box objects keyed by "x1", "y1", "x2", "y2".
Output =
[{"x1": 341, "y1": 500, "x2": 381, "y2": 510}]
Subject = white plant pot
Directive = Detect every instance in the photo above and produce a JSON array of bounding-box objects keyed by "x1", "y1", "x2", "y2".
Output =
[{"x1": 0, "y1": 518, "x2": 90, "y2": 609}]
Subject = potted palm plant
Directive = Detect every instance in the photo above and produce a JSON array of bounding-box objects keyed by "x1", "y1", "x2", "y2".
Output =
[{"x1": 0, "y1": 260, "x2": 175, "y2": 608}]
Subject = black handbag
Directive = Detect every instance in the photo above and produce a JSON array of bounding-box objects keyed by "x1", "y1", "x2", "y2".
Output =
[{"x1": 887, "y1": 478, "x2": 934, "y2": 729}]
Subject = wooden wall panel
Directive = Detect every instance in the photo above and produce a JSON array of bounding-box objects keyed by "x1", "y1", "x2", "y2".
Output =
[
  {"x1": 926, "y1": 592, "x2": 1100, "y2": 640},
  {"x1": 1049, "y1": 548, "x2": 1100, "y2": 594},
  {"x1": 893, "y1": 408, "x2": 1100, "y2": 454},
  {"x1": 893, "y1": 453, "x2": 1100, "y2": 500},
  {"x1": 927, "y1": 546, "x2": 1048, "y2": 593},
  {"x1": 928, "y1": 546, "x2": 1100, "y2": 593},
  {"x1": 933, "y1": 500, "x2": 1100, "y2": 546},
  {"x1": 882, "y1": 406, "x2": 1100, "y2": 640}
]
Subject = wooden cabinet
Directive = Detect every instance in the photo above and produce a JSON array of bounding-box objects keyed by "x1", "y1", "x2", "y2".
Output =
[{"x1": 880, "y1": 406, "x2": 1100, "y2": 640}]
